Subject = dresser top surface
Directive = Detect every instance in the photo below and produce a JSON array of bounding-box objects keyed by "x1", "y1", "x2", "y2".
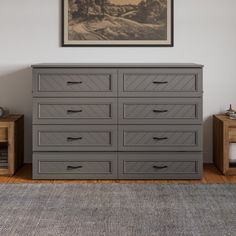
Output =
[{"x1": 32, "y1": 63, "x2": 203, "y2": 69}]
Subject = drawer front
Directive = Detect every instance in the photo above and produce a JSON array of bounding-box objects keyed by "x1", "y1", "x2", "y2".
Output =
[
  {"x1": 33, "y1": 68, "x2": 117, "y2": 97},
  {"x1": 33, "y1": 152, "x2": 117, "y2": 179},
  {"x1": 118, "y1": 125, "x2": 202, "y2": 151},
  {"x1": 125, "y1": 161, "x2": 196, "y2": 173},
  {"x1": 119, "y1": 98, "x2": 202, "y2": 124},
  {"x1": 118, "y1": 68, "x2": 202, "y2": 97},
  {"x1": 118, "y1": 152, "x2": 203, "y2": 179},
  {"x1": 33, "y1": 125, "x2": 117, "y2": 151},
  {"x1": 33, "y1": 98, "x2": 117, "y2": 124},
  {"x1": 0, "y1": 128, "x2": 7, "y2": 141},
  {"x1": 229, "y1": 127, "x2": 236, "y2": 142}
]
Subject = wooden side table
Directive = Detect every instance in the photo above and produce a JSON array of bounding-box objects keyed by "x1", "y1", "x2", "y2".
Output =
[
  {"x1": 0, "y1": 115, "x2": 24, "y2": 176},
  {"x1": 213, "y1": 115, "x2": 236, "y2": 175}
]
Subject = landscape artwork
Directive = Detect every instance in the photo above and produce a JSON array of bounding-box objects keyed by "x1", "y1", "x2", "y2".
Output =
[{"x1": 63, "y1": 0, "x2": 173, "y2": 46}]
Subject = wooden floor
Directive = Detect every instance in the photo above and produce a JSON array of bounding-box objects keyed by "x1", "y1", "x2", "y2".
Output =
[{"x1": 0, "y1": 164, "x2": 236, "y2": 184}]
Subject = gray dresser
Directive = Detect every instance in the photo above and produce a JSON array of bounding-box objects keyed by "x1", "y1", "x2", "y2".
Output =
[{"x1": 32, "y1": 64, "x2": 203, "y2": 180}]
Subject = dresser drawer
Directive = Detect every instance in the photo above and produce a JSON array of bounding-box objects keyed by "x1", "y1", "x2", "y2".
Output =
[
  {"x1": 33, "y1": 98, "x2": 117, "y2": 125},
  {"x1": 33, "y1": 125, "x2": 117, "y2": 151},
  {"x1": 118, "y1": 68, "x2": 202, "y2": 97},
  {"x1": 33, "y1": 152, "x2": 117, "y2": 179},
  {"x1": 118, "y1": 98, "x2": 202, "y2": 124},
  {"x1": 118, "y1": 152, "x2": 202, "y2": 179},
  {"x1": 118, "y1": 125, "x2": 202, "y2": 151},
  {"x1": 33, "y1": 68, "x2": 117, "y2": 97}
]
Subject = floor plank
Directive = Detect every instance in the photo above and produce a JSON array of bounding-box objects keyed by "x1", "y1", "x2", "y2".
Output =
[
  {"x1": 0, "y1": 164, "x2": 235, "y2": 184},
  {"x1": 203, "y1": 164, "x2": 226, "y2": 183}
]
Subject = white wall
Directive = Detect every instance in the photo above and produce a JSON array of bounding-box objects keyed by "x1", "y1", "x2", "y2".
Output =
[{"x1": 0, "y1": 0, "x2": 236, "y2": 163}]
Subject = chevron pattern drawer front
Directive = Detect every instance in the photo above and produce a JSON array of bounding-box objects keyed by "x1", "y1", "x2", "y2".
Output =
[
  {"x1": 32, "y1": 63, "x2": 203, "y2": 180},
  {"x1": 119, "y1": 125, "x2": 202, "y2": 151},
  {"x1": 33, "y1": 98, "x2": 117, "y2": 124},
  {"x1": 38, "y1": 74, "x2": 111, "y2": 92},
  {"x1": 118, "y1": 152, "x2": 202, "y2": 179},
  {"x1": 39, "y1": 160, "x2": 112, "y2": 174},
  {"x1": 119, "y1": 98, "x2": 202, "y2": 124},
  {"x1": 33, "y1": 152, "x2": 117, "y2": 179},
  {"x1": 118, "y1": 68, "x2": 202, "y2": 97},
  {"x1": 124, "y1": 161, "x2": 196, "y2": 174},
  {"x1": 124, "y1": 104, "x2": 196, "y2": 118},
  {"x1": 33, "y1": 68, "x2": 117, "y2": 97},
  {"x1": 33, "y1": 125, "x2": 117, "y2": 151}
]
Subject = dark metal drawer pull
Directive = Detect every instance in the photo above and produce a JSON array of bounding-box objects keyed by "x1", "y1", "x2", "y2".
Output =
[
  {"x1": 67, "y1": 137, "x2": 83, "y2": 142},
  {"x1": 153, "y1": 137, "x2": 168, "y2": 141},
  {"x1": 67, "y1": 81, "x2": 83, "y2": 85},
  {"x1": 67, "y1": 165, "x2": 83, "y2": 170},
  {"x1": 153, "y1": 109, "x2": 168, "y2": 113},
  {"x1": 153, "y1": 165, "x2": 168, "y2": 169},
  {"x1": 152, "y1": 81, "x2": 168, "y2": 84},
  {"x1": 67, "y1": 110, "x2": 83, "y2": 114}
]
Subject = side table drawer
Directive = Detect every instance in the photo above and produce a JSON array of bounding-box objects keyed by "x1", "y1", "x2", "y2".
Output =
[
  {"x1": 0, "y1": 128, "x2": 7, "y2": 142},
  {"x1": 118, "y1": 152, "x2": 202, "y2": 179},
  {"x1": 229, "y1": 127, "x2": 236, "y2": 142},
  {"x1": 33, "y1": 152, "x2": 117, "y2": 179}
]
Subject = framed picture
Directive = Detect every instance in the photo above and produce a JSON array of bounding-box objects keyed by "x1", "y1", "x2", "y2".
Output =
[{"x1": 62, "y1": 0, "x2": 173, "y2": 47}]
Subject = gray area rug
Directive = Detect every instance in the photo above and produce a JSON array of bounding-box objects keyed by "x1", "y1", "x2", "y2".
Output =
[{"x1": 0, "y1": 184, "x2": 236, "y2": 236}]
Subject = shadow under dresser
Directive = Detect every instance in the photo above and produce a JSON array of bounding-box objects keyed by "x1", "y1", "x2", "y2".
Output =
[{"x1": 32, "y1": 63, "x2": 203, "y2": 180}]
